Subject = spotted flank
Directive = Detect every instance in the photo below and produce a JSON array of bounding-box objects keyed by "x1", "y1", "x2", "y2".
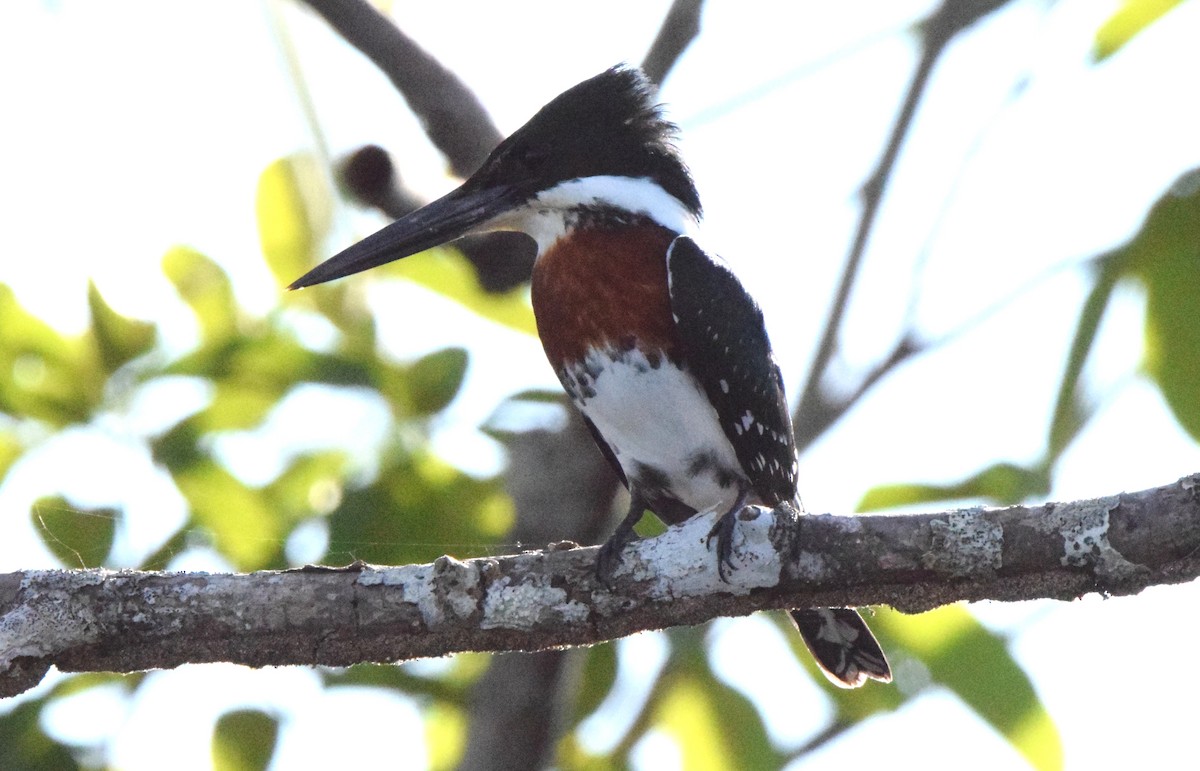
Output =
[
  {"x1": 789, "y1": 608, "x2": 892, "y2": 688},
  {"x1": 666, "y1": 235, "x2": 797, "y2": 506}
]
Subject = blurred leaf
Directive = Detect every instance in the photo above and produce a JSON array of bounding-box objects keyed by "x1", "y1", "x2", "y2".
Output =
[
  {"x1": 556, "y1": 735, "x2": 620, "y2": 771},
  {"x1": 199, "y1": 381, "x2": 280, "y2": 431},
  {"x1": 392, "y1": 246, "x2": 537, "y2": 336},
  {"x1": 87, "y1": 280, "x2": 156, "y2": 373},
  {"x1": 322, "y1": 663, "x2": 469, "y2": 703},
  {"x1": 30, "y1": 495, "x2": 116, "y2": 568},
  {"x1": 1124, "y1": 168, "x2": 1200, "y2": 441},
  {"x1": 882, "y1": 607, "x2": 1062, "y2": 770},
  {"x1": 425, "y1": 701, "x2": 467, "y2": 771},
  {"x1": 1094, "y1": 0, "x2": 1184, "y2": 60},
  {"x1": 49, "y1": 671, "x2": 136, "y2": 698},
  {"x1": 0, "y1": 431, "x2": 22, "y2": 484},
  {"x1": 266, "y1": 451, "x2": 348, "y2": 520},
  {"x1": 654, "y1": 674, "x2": 733, "y2": 771},
  {"x1": 151, "y1": 417, "x2": 206, "y2": 472},
  {"x1": 327, "y1": 451, "x2": 507, "y2": 566},
  {"x1": 573, "y1": 641, "x2": 619, "y2": 724},
  {"x1": 1046, "y1": 258, "x2": 1120, "y2": 461},
  {"x1": 0, "y1": 285, "x2": 100, "y2": 425},
  {"x1": 647, "y1": 629, "x2": 780, "y2": 770},
  {"x1": 174, "y1": 461, "x2": 285, "y2": 570},
  {"x1": 257, "y1": 154, "x2": 333, "y2": 288},
  {"x1": 163, "y1": 246, "x2": 238, "y2": 344},
  {"x1": 169, "y1": 334, "x2": 372, "y2": 391},
  {"x1": 212, "y1": 709, "x2": 279, "y2": 771},
  {"x1": 858, "y1": 462, "x2": 1050, "y2": 510},
  {"x1": 405, "y1": 347, "x2": 469, "y2": 416},
  {"x1": 139, "y1": 527, "x2": 191, "y2": 571},
  {"x1": 0, "y1": 696, "x2": 80, "y2": 771}
]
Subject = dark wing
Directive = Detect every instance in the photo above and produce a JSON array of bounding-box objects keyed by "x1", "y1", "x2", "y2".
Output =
[{"x1": 666, "y1": 236, "x2": 798, "y2": 506}]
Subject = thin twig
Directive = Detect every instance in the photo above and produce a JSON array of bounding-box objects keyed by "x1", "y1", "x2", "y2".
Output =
[
  {"x1": 789, "y1": 720, "x2": 852, "y2": 761},
  {"x1": 642, "y1": 0, "x2": 706, "y2": 85},
  {"x1": 793, "y1": 0, "x2": 1012, "y2": 447}
]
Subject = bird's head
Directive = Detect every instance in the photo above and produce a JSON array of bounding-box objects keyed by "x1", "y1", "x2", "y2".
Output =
[{"x1": 290, "y1": 65, "x2": 700, "y2": 290}]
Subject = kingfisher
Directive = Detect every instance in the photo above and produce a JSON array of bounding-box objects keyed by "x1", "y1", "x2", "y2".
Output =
[{"x1": 291, "y1": 66, "x2": 890, "y2": 687}]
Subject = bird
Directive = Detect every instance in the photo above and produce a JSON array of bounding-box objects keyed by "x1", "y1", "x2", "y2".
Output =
[{"x1": 290, "y1": 65, "x2": 891, "y2": 688}]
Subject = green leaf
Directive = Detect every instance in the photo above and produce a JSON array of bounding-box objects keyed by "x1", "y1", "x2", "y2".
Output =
[
  {"x1": 655, "y1": 674, "x2": 733, "y2": 771},
  {"x1": 0, "y1": 696, "x2": 80, "y2": 771},
  {"x1": 257, "y1": 154, "x2": 332, "y2": 288},
  {"x1": 87, "y1": 280, "x2": 155, "y2": 373},
  {"x1": 48, "y1": 671, "x2": 135, "y2": 698},
  {"x1": 882, "y1": 607, "x2": 1062, "y2": 770},
  {"x1": 0, "y1": 285, "x2": 99, "y2": 425},
  {"x1": 265, "y1": 450, "x2": 347, "y2": 520},
  {"x1": 30, "y1": 495, "x2": 116, "y2": 568},
  {"x1": 174, "y1": 460, "x2": 285, "y2": 570},
  {"x1": 212, "y1": 709, "x2": 279, "y2": 771},
  {"x1": 1124, "y1": 168, "x2": 1200, "y2": 441},
  {"x1": 169, "y1": 334, "x2": 372, "y2": 391},
  {"x1": 425, "y1": 701, "x2": 467, "y2": 771},
  {"x1": 392, "y1": 246, "x2": 537, "y2": 336},
  {"x1": 858, "y1": 462, "x2": 1050, "y2": 510},
  {"x1": 197, "y1": 381, "x2": 280, "y2": 431},
  {"x1": 321, "y1": 663, "x2": 469, "y2": 702},
  {"x1": 405, "y1": 347, "x2": 469, "y2": 416},
  {"x1": 1094, "y1": 0, "x2": 1185, "y2": 61},
  {"x1": 138, "y1": 527, "x2": 190, "y2": 571},
  {"x1": 647, "y1": 629, "x2": 781, "y2": 770},
  {"x1": 326, "y1": 451, "x2": 507, "y2": 566},
  {"x1": 163, "y1": 245, "x2": 238, "y2": 344},
  {"x1": 1046, "y1": 259, "x2": 1121, "y2": 461},
  {"x1": 0, "y1": 431, "x2": 22, "y2": 484},
  {"x1": 151, "y1": 417, "x2": 206, "y2": 472},
  {"x1": 572, "y1": 642, "x2": 619, "y2": 724}
]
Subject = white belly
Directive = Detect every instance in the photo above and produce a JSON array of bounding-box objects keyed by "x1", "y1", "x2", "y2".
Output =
[{"x1": 560, "y1": 346, "x2": 743, "y2": 513}]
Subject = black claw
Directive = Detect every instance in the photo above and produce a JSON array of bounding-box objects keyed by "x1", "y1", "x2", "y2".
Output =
[
  {"x1": 705, "y1": 489, "x2": 749, "y2": 582},
  {"x1": 705, "y1": 512, "x2": 738, "y2": 581},
  {"x1": 595, "y1": 531, "x2": 635, "y2": 587},
  {"x1": 596, "y1": 495, "x2": 647, "y2": 588}
]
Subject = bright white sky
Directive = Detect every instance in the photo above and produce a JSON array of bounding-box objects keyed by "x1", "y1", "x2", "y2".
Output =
[{"x1": 3, "y1": 0, "x2": 1200, "y2": 769}]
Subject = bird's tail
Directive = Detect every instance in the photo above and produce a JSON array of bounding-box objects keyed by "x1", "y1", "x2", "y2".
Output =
[{"x1": 789, "y1": 608, "x2": 892, "y2": 688}]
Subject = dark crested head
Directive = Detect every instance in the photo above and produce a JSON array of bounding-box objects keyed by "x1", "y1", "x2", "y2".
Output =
[
  {"x1": 466, "y1": 65, "x2": 701, "y2": 216},
  {"x1": 289, "y1": 66, "x2": 699, "y2": 290}
]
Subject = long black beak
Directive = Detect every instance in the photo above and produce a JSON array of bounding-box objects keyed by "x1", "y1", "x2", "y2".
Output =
[{"x1": 289, "y1": 183, "x2": 524, "y2": 290}]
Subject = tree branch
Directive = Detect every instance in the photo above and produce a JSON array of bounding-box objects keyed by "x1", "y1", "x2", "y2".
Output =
[
  {"x1": 793, "y1": 0, "x2": 1012, "y2": 451},
  {"x1": 4, "y1": 473, "x2": 1197, "y2": 698},
  {"x1": 300, "y1": 0, "x2": 502, "y2": 178},
  {"x1": 641, "y1": 0, "x2": 705, "y2": 85}
]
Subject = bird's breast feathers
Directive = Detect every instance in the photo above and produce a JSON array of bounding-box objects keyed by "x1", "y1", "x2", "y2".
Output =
[{"x1": 560, "y1": 346, "x2": 744, "y2": 514}]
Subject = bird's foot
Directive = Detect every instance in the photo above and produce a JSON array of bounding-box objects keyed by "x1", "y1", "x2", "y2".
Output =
[
  {"x1": 705, "y1": 490, "x2": 749, "y2": 582},
  {"x1": 595, "y1": 502, "x2": 645, "y2": 587}
]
